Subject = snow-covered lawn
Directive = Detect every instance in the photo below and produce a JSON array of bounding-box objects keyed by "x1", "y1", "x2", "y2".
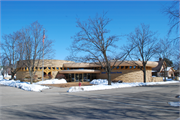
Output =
[
  {"x1": 35, "y1": 79, "x2": 67, "y2": 84},
  {"x1": 0, "y1": 77, "x2": 179, "y2": 93},
  {"x1": 68, "y1": 79, "x2": 179, "y2": 92},
  {"x1": 0, "y1": 78, "x2": 67, "y2": 92}
]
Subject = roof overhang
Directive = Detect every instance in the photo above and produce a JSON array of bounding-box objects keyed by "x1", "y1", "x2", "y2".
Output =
[
  {"x1": 63, "y1": 61, "x2": 158, "y2": 68},
  {"x1": 58, "y1": 69, "x2": 101, "y2": 74}
]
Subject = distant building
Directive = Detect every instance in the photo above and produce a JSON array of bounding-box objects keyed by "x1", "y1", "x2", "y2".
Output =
[{"x1": 152, "y1": 58, "x2": 175, "y2": 77}]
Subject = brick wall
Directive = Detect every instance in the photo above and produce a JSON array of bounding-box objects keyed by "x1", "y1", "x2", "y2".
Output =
[
  {"x1": 151, "y1": 77, "x2": 163, "y2": 82},
  {"x1": 16, "y1": 60, "x2": 73, "y2": 80},
  {"x1": 97, "y1": 69, "x2": 153, "y2": 83},
  {"x1": 16, "y1": 70, "x2": 59, "y2": 80}
]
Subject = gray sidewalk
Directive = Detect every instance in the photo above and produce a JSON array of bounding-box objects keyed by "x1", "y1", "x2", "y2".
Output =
[{"x1": 41, "y1": 86, "x2": 70, "y2": 93}]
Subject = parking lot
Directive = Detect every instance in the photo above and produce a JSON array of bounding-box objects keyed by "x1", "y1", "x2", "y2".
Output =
[{"x1": 0, "y1": 83, "x2": 179, "y2": 120}]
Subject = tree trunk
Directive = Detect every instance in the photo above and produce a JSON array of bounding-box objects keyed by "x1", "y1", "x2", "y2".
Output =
[
  {"x1": 143, "y1": 65, "x2": 146, "y2": 83},
  {"x1": 30, "y1": 76, "x2": 33, "y2": 84},
  {"x1": 107, "y1": 71, "x2": 111, "y2": 85},
  {"x1": 30, "y1": 72, "x2": 33, "y2": 84},
  {"x1": 2, "y1": 73, "x2": 4, "y2": 79},
  {"x1": 164, "y1": 67, "x2": 166, "y2": 82},
  {"x1": 107, "y1": 64, "x2": 112, "y2": 85},
  {"x1": 11, "y1": 73, "x2": 15, "y2": 80}
]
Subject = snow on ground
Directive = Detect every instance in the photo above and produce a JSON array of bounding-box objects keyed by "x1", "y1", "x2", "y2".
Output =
[
  {"x1": 0, "y1": 79, "x2": 49, "y2": 92},
  {"x1": 35, "y1": 79, "x2": 67, "y2": 84},
  {"x1": 168, "y1": 102, "x2": 180, "y2": 107},
  {"x1": 4, "y1": 74, "x2": 11, "y2": 77},
  {"x1": 0, "y1": 77, "x2": 67, "y2": 92},
  {"x1": 163, "y1": 77, "x2": 173, "y2": 81},
  {"x1": 176, "y1": 95, "x2": 180, "y2": 98},
  {"x1": 68, "y1": 79, "x2": 179, "y2": 92},
  {"x1": 0, "y1": 75, "x2": 179, "y2": 93},
  {"x1": 90, "y1": 79, "x2": 109, "y2": 85}
]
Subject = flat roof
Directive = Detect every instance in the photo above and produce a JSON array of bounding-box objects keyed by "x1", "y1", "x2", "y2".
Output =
[{"x1": 63, "y1": 61, "x2": 158, "y2": 68}]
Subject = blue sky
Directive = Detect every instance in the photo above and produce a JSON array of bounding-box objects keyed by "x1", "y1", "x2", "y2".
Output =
[{"x1": 1, "y1": 1, "x2": 174, "y2": 60}]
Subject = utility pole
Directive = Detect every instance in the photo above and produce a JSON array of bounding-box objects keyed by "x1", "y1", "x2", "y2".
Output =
[{"x1": 42, "y1": 29, "x2": 45, "y2": 81}]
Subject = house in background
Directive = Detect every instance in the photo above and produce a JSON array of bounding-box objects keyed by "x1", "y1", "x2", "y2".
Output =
[
  {"x1": 0, "y1": 66, "x2": 12, "y2": 79},
  {"x1": 166, "y1": 67, "x2": 175, "y2": 77},
  {"x1": 152, "y1": 58, "x2": 175, "y2": 77},
  {"x1": 175, "y1": 70, "x2": 180, "y2": 77}
]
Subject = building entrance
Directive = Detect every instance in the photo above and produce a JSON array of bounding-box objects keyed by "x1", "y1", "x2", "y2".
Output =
[{"x1": 63, "y1": 73, "x2": 96, "y2": 82}]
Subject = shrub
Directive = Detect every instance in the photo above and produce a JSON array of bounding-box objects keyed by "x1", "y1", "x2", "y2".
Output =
[
  {"x1": 33, "y1": 75, "x2": 38, "y2": 80},
  {"x1": 55, "y1": 73, "x2": 66, "y2": 79},
  {"x1": 48, "y1": 74, "x2": 53, "y2": 79},
  {"x1": 44, "y1": 74, "x2": 49, "y2": 79}
]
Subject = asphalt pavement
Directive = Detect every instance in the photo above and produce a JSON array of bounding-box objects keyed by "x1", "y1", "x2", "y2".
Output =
[{"x1": 0, "y1": 83, "x2": 179, "y2": 120}]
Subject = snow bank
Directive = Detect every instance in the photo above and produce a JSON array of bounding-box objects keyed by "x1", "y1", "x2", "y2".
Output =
[
  {"x1": 35, "y1": 79, "x2": 67, "y2": 84},
  {"x1": 68, "y1": 79, "x2": 179, "y2": 92},
  {"x1": 0, "y1": 79, "x2": 49, "y2": 92},
  {"x1": 90, "y1": 79, "x2": 108, "y2": 85},
  {"x1": 168, "y1": 102, "x2": 180, "y2": 107},
  {"x1": 4, "y1": 74, "x2": 11, "y2": 77},
  {"x1": 163, "y1": 78, "x2": 173, "y2": 81},
  {"x1": 0, "y1": 78, "x2": 68, "y2": 92}
]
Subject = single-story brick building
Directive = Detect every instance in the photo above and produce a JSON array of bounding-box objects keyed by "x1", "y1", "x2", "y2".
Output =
[{"x1": 16, "y1": 60, "x2": 163, "y2": 83}]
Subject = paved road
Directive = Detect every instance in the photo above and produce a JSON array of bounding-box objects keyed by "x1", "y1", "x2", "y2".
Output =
[{"x1": 0, "y1": 83, "x2": 179, "y2": 120}]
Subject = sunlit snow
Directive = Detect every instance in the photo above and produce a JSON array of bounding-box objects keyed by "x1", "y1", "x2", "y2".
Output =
[
  {"x1": 35, "y1": 79, "x2": 67, "y2": 84},
  {"x1": 168, "y1": 102, "x2": 180, "y2": 107},
  {"x1": 68, "y1": 79, "x2": 179, "y2": 92},
  {"x1": 0, "y1": 77, "x2": 67, "y2": 92}
]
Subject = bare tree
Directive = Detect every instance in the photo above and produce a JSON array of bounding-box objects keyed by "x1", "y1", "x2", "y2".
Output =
[
  {"x1": 127, "y1": 24, "x2": 158, "y2": 83},
  {"x1": 163, "y1": 0, "x2": 179, "y2": 41},
  {"x1": 0, "y1": 55, "x2": 9, "y2": 79},
  {"x1": 1, "y1": 31, "x2": 24, "y2": 79},
  {"x1": 21, "y1": 21, "x2": 54, "y2": 84},
  {"x1": 155, "y1": 38, "x2": 173, "y2": 81},
  {"x1": 67, "y1": 12, "x2": 133, "y2": 85}
]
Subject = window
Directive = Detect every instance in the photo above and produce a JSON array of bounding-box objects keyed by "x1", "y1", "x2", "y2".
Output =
[
  {"x1": 129, "y1": 66, "x2": 132, "y2": 69},
  {"x1": 71, "y1": 74, "x2": 74, "y2": 82},
  {"x1": 134, "y1": 66, "x2": 136, "y2": 69},
  {"x1": 48, "y1": 67, "x2": 51, "y2": 70},
  {"x1": 116, "y1": 66, "x2": 119, "y2": 69},
  {"x1": 52, "y1": 67, "x2": 55, "y2": 70},
  {"x1": 56, "y1": 67, "x2": 59, "y2": 70},
  {"x1": 121, "y1": 66, "x2": 124, "y2": 69},
  {"x1": 125, "y1": 66, "x2": 128, "y2": 69}
]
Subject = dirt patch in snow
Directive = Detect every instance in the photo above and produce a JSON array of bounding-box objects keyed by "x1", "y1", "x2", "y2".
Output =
[{"x1": 41, "y1": 82, "x2": 93, "y2": 88}]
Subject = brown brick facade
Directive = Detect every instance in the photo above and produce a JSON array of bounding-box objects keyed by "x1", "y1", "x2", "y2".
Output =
[
  {"x1": 16, "y1": 60, "x2": 74, "y2": 80},
  {"x1": 97, "y1": 69, "x2": 155, "y2": 83},
  {"x1": 16, "y1": 60, "x2": 161, "y2": 83}
]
